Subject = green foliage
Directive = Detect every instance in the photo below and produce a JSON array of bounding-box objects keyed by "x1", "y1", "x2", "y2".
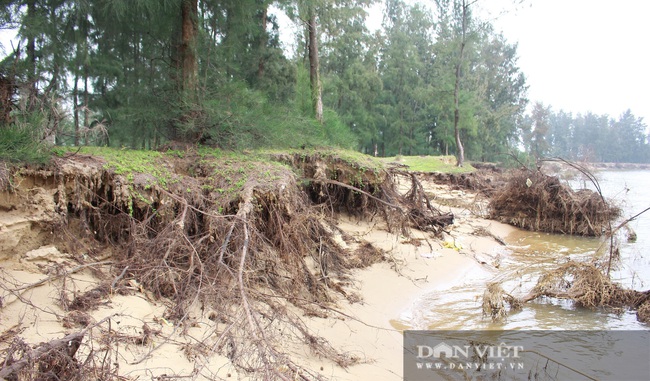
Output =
[
  {"x1": 189, "y1": 79, "x2": 353, "y2": 150},
  {"x1": 0, "y1": 126, "x2": 50, "y2": 164},
  {"x1": 69, "y1": 146, "x2": 172, "y2": 186},
  {"x1": 531, "y1": 108, "x2": 650, "y2": 163},
  {"x1": 385, "y1": 155, "x2": 474, "y2": 173},
  {"x1": 375, "y1": 1, "x2": 433, "y2": 157},
  {"x1": 322, "y1": 109, "x2": 358, "y2": 150},
  {"x1": 4, "y1": 0, "x2": 643, "y2": 164}
]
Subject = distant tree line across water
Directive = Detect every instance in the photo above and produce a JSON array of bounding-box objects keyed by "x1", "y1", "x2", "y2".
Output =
[
  {"x1": 0, "y1": 0, "x2": 647, "y2": 164},
  {"x1": 525, "y1": 104, "x2": 649, "y2": 163}
]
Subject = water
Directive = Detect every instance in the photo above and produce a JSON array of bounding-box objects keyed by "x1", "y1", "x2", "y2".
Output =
[{"x1": 396, "y1": 170, "x2": 650, "y2": 331}]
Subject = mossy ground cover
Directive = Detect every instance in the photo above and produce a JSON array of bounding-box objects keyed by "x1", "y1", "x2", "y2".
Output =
[
  {"x1": 383, "y1": 155, "x2": 475, "y2": 173},
  {"x1": 54, "y1": 146, "x2": 172, "y2": 186},
  {"x1": 264, "y1": 147, "x2": 386, "y2": 175}
]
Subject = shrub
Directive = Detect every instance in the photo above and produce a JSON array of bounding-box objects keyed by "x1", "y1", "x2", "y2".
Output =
[{"x1": 0, "y1": 126, "x2": 50, "y2": 164}]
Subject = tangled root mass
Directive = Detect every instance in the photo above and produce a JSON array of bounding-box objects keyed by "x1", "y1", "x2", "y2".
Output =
[{"x1": 0, "y1": 149, "x2": 453, "y2": 380}]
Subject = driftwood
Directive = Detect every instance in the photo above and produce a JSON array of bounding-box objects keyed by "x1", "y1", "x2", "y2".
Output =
[
  {"x1": 483, "y1": 261, "x2": 650, "y2": 323},
  {"x1": 0, "y1": 331, "x2": 84, "y2": 380}
]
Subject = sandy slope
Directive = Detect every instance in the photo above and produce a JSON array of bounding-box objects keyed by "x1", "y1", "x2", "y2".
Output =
[
  {"x1": 300, "y1": 194, "x2": 514, "y2": 380},
  {"x1": 0, "y1": 176, "x2": 515, "y2": 380}
]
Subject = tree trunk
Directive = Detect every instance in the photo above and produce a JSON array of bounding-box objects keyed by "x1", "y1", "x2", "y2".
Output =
[
  {"x1": 180, "y1": 0, "x2": 198, "y2": 100},
  {"x1": 398, "y1": 109, "x2": 404, "y2": 156},
  {"x1": 83, "y1": 62, "x2": 89, "y2": 145},
  {"x1": 172, "y1": 0, "x2": 199, "y2": 141},
  {"x1": 73, "y1": 71, "x2": 79, "y2": 146},
  {"x1": 0, "y1": 75, "x2": 14, "y2": 126},
  {"x1": 307, "y1": 11, "x2": 323, "y2": 123},
  {"x1": 453, "y1": 0, "x2": 468, "y2": 167},
  {"x1": 257, "y1": 6, "x2": 268, "y2": 80},
  {"x1": 26, "y1": 0, "x2": 38, "y2": 111},
  {"x1": 72, "y1": 60, "x2": 81, "y2": 147}
]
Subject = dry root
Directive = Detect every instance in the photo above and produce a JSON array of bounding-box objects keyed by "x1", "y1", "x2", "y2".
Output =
[
  {"x1": 637, "y1": 300, "x2": 650, "y2": 323},
  {"x1": 0, "y1": 329, "x2": 117, "y2": 381},
  {"x1": 2, "y1": 149, "x2": 455, "y2": 380},
  {"x1": 483, "y1": 261, "x2": 650, "y2": 323},
  {"x1": 489, "y1": 169, "x2": 619, "y2": 236},
  {"x1": 482, "y1": 282, "x2": 521, "y2": 321},
  {"x1": 523, "y1": 261, "x2": 633, "y2": 308}
]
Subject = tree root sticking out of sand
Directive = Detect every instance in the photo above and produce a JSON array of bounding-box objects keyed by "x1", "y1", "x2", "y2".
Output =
[{"x1": 1, "y1": 150, "x2": 454, "y2": 380}]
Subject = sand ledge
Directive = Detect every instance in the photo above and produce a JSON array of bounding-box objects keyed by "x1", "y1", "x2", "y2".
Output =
[{"x1": 0, "y1": 180, "x2": 517, "y2": 380}]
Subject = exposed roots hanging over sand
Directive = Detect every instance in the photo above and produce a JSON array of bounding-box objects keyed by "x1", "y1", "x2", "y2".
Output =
[
  {"x1": 400, "y1": 171, "x2": 454, "y2": 231},
  {"x1": 488, "y1": 169, "x2": 619, "y2": 236},
  {"x1": 0, "y1": 319, "x2": 128, "y2": 381},
  {"x1": 272, "y1": 151, "x2": 453, "y2": 234},
  {"x1": 0, "y1": 149, "x2": 454, "y2": 380}
]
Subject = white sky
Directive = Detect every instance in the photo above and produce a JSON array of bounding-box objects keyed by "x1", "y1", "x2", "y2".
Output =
[{"x1": 478, "y1": 0, "x2": 650, "y2": 123}]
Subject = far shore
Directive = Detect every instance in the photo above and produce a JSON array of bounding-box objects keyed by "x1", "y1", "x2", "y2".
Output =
[{"x1": 590, "y1": 162, "x2": 650, "y2": 170}]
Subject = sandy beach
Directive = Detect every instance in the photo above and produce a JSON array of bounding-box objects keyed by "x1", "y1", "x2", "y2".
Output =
[
  {"x1": 0, "y1": 173, "x2": 517, "y2": 380},
  {"x1": 300, "y1": 185, "x2": 516, "y2": 380}
]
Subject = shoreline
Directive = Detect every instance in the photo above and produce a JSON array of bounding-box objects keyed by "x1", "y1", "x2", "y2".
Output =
[
  {"x1": 298, "y1": 193, "x2": 518, "y2": 380},
  {"x1": 590, "y1": 162, "x2": 650, "y2": 170}
]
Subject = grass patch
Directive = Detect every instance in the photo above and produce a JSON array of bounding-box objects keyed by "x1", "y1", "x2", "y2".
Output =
[
  {"x1": 266, "y1": 147, "x2": 386, "y2": 173},
  {"x1": 57, "y1": 146, "x2": 173, "y2": 187},
  {"x1": 383, "y1": 155, "x2": 475, "y2": 173}
]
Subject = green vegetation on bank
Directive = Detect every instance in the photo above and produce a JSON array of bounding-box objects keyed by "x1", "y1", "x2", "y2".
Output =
[
  {"x1": 269, "y1": 147, "x2": 386, "y2": 174},
  {"x1": 384, "y1": 155, "x2": 475, "y2": 173},
  {"x1": 54, "y1": 146, "x2": 171, "y2": 185}
]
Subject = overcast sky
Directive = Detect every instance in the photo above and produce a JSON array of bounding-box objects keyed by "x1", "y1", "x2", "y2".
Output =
[{"x1": 477, "y1": 0, "x2": 650, "y2": 123}]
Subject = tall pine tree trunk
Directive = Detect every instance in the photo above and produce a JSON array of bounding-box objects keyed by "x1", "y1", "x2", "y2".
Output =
[
  {"x1": 73, "y1": 74, "x2": 79, "y2": 146},
  {"x1": 172, "y1": 0, "x2": 199, "y2": 141},
  {"x1": 83, "y1": 62, "x2": 89, "y2": 145},
  {"x1": 307, "y1": 11, "x2": 323, "y2": 123},
  {"x1": 257, "y1": 6, "x2": 268, "y2": 80},
  {"x1": 453, "y1": 0, "x2": 468, "y2": 167},
  {"x1": 180, "y1": 0, "x2": 198, "y2": 99},
  {"x1": 26, "y1": 0, "x2": 38, "y2": 111}
]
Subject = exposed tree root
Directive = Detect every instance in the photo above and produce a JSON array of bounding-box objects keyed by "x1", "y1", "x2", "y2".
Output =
[
  {"x1": 400, "y1": 171, "x2": 454, "y2": 231},
  {"x1": 483, "y1": 261, "x2": 650, "y2": 323},
  {"x1": 489, "y1": 169, "x2": 619, "y2": 236},
  {"x1": 0, "y1": 316, "x2": 126, "y2": 381},
  {"x1": 521, "y1": 261, "x2": 650, "y2": 308},
  {"x1": 1, "y1": 149, "x2": 454, "y2": 380},
  {"x1": 419, "y1": 168, "x2": 503, "y2": 197}
]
